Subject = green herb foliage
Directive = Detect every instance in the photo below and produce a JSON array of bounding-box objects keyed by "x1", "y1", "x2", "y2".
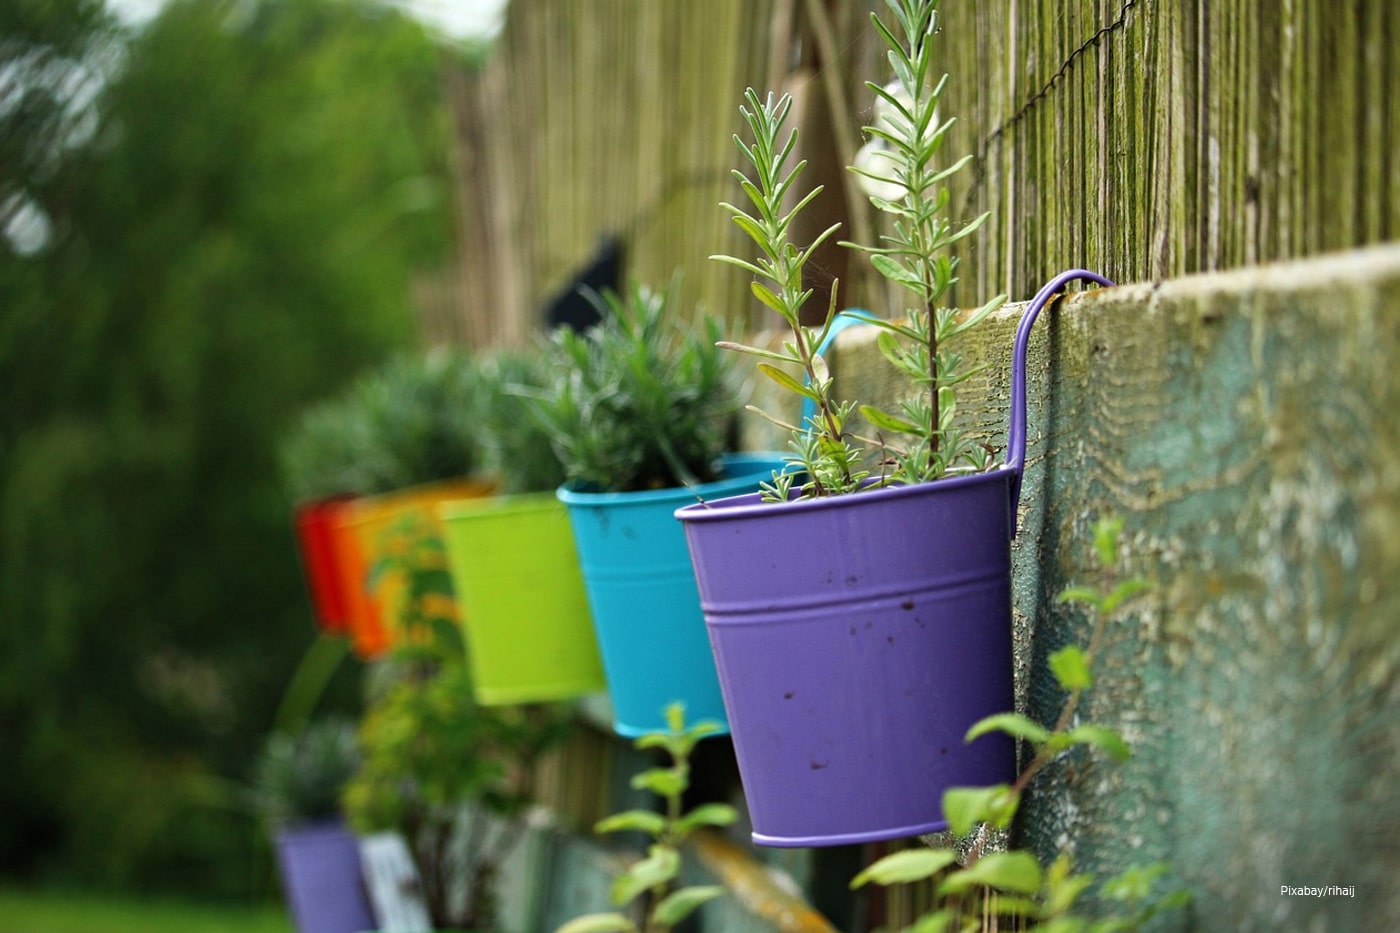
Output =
[
  {"x1": 280, "y1": 349, "x2": 485, "y2": 502},
  {"x1": 850, "y1": 517, "x2": 1190, "y2": 931},
  {"x1": 713, "y1": 0, "x2": 1008, "y2": 499},
  {"x1": 251, "y1": 716, "x2": 359, "y2": 828},
  {"x1": 528, "y1": 278, "x2": 738, "y2": 493},
  {"x1": 843, "y1": 0, "x2": 1007, "y2": 485},
  {"x1": 712, "y1": 87, "x2": 865, "y2": 498},
  {"x1": 556, "y1": 703, "x2": 738, "y2": 933},
  {"x1": 479, "y1": 347, "x2": 570, "y2": 494}
]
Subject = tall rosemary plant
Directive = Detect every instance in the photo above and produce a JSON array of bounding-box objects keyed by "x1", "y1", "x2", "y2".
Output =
[
  {"x1": 713, "y1": 0, "x2": 1006, "y2": 498},
  {"x1": 845, "y1": 0, "x2": 1007, "y2": 484},
  {"x1": 713, "y1": 89, "x2": 867, "y2": 498}
]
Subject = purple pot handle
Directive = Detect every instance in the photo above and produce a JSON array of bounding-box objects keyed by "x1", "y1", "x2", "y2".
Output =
[{"x1": 1005, "y1": 269, "x2": 1114, "y2": 533}]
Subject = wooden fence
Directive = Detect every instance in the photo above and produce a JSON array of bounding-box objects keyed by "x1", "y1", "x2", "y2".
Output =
[
  {"x1": 423, "y1": 0, "x2": 771, "y2": 347},
  {"x1": 419, "y1": 0, "x2": 1397, "y2": 347},
  {"x1": 942, "y1": 0, "x2": 1400, "y2": 303}
]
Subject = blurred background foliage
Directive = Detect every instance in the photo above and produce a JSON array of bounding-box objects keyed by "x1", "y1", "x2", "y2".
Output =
[{"x1": 0, "y1": 0, "x2": 470, "y2": 898}]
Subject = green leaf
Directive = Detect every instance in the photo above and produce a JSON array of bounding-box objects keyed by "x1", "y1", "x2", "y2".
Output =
[
  {"x1": 1093, "y1": 516, "x2": 1124, "y2": 568},
  {"x1": 1099, "y1": 862, "x2": 1168, "y2": 902},
  {"x1": 594, "y1": 809, "x2": 666, "y2": 838},
  {"x1": 727, "y1": 212, "x2": 772, "y2": 248},
  {"x1": 1042, "y1": 852, "x2": 1095, "y2": 916},
  {"x1": 1158, "y1": 888, "x2": 1195, "y2": 910},
  {"x1": 859, "y1": 403, "x2": 921, "y2": 436},
  {"x1": 935, "y1": 383, "x2": 957, "y2": 425},
  {"x1": 709, "y1": 251, "x2": 767, "y2": 278},
  {"x1": 795, "y1": 220, "x2": 844, "y2": 267},
  {"x1": 688, "y1": 716, "x2": 724, "y2": 739},
  {"x1": 1040, "y1": 918, "x2": 1093, "y2": 933},
  {"x1": 631, "y1": 767, "x2": 686, "y2": 799},
  {"x1": 1048, "y1": 645, "x2": 1094, "y2": 692},
  {"x1": 872, "y1": 328, "x2": 913, "y2": 372},
  {"x1": 611, "y1": 844, "x2": 680, "y2": 906},
  {"x1": 713, "y1": 340, "x2": 802, "y2": 365},
  {"x1": 938, "y1": 851, "x2": 1043, "y2": 897},
  {"x1": 1101, "y1": 577, "x2": 1152, "y2": 615},
  {"x1": 751, "y1": 280, "x2": 789, "y2": 315},
  {"x1": 850, "y1": 847, "x2": 957, "y2": 888},
  {"x1": 942, "y1": 784, "x2": 1019, "y2": 836},
  {"x1": 907, "y1": 909, "x2": 959, "y2": 933},
  {"x1": 988, "y1": 895, "x2": 1041, "y2": 918},
  {"x1": 632, "y1": 732, "x2": 672, "y2": 752},
  {"x1": 631, "y1": 703, "x2": 720, "y2": 760},
  {"x1": 1063, "y1": 724, "x2": 1132, "y2": 762},
  {"x1": 936, "y1": 203, "x2": 989, "y2": 249},
  {"x1": 555, "y1": 913, "x2": 637, "y2": 933},
  {"x1": 966, "y1": 712, "x2": 1050, "y2": 746},
  {"x1": 365, "y1": 557, "x2": 395, "y2": 593},
  {"x1": 653, "y1": 885, "x2": 726, "y2": 925},
  {"x1": 870, "y1": 253, "x2": 925, "y2": 293},
  {"x1": 943, "y1": 293, "x2": 1007, "y2": 339},
  {"x1": 673, "y1": 802, "x2": 739, "y2": 837},
  {"x1": 1056, "y1": 585, "x2": 1103, "y2": 609},
  {"x1": 757, "y1": 362, "x2": 818, "y2": 401}
]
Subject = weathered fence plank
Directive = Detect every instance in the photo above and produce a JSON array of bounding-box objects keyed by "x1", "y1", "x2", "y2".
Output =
[{"x1": 436, "y1": 0, "x2": 797, "y2": 347}]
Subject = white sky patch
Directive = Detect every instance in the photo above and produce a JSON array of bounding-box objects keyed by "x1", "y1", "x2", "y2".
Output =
[{"x1": 105, "y1": 0, "x2": 509, "y2": 39}]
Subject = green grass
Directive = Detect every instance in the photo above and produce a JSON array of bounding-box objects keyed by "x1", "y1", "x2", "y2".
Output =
[{"x1": 0, "y1": 887, "x2": 294, "y2": 933}]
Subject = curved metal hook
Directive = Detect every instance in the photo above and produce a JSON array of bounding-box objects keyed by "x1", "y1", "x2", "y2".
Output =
[{"x1": 1006, "y1": 269, "x2": 1115, "y2": 534}]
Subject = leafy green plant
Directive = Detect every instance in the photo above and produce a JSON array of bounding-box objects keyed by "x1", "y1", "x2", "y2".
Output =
[
  {"x1": 355, "y1": 349, "x2": 486, "y2": 489},
  {"x1": 279, "y1": 391, "x2": 397, "y2": 502},
  {"x1": 280, "y1": 348, "x2": 486, "y2": 502},
  {"x1": 557, "y1": 703, "x2": 737, "y2": 933},
  {"x1": 712, "y1": 0, "x2": 1007, "y2": 500},
  {"x1": 343, "y1": 511, "x2": 572, "y2": 930},
  {"x1": 526, "y1": 277, "x2": 739, "y2": 493},
  {"x1": 250, "y1": 716, "x2": 359, "y2": 828},
  {"x1": 478, "y1": 346, "x2": 570, "y2": 495},
  {"x1": 850, "y1": 517, "x2": 1190, "y2": 931}
]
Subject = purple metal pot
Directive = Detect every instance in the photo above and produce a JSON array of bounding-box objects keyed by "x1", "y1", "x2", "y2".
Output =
[
  {"x1": 273, "y1": 818, "x2": 377, "y2": 933},
  {"x1": 675, "y1": 271, "x2": 1111, "y2": 847}
]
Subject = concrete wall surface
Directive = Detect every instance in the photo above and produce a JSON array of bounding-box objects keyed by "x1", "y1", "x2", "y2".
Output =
[{"x1": 796, "y1": 244, "x2": 1400, "y2": 930}]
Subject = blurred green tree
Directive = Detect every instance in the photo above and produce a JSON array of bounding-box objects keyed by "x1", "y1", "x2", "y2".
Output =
[{"x1": 0, "y1": 0, "x2": 461, "y2": 895}]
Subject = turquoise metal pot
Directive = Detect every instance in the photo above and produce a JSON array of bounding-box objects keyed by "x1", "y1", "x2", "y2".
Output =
[{"x1": 557, "y1": 454, "x2": 785, "y2": 737}]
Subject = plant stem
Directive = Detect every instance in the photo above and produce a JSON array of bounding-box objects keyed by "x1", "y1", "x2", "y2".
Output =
[
  {"x1": 926, "y1": 295, "x2": 940, "y2": 471},
  {"x1": 967, "y1": 563, "x2": 1119, "y2": 867},
  {"x1": 1034, "y1": 563, "x2": 1117, "y2": 782},
  {"x1": 793, "y1": 322, "x2": 848, "y2": 494}
]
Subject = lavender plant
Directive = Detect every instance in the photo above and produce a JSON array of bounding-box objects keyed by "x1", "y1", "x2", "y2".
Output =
[{"x1": 526, "y1": 277, "x2": 738, "y2": 494}]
